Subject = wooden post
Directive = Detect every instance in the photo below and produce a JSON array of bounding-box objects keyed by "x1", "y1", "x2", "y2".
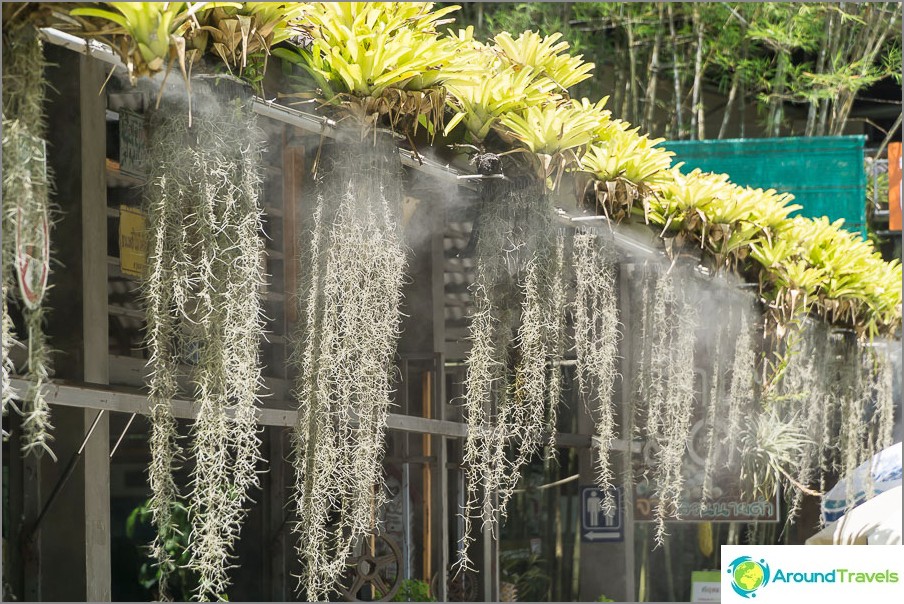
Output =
[
  {"x1": 38, "y1": 45, "x2": 110, "y2": 601},
  {"x1": 80, "y1": 52, "x2": 111, "y2": 603}
]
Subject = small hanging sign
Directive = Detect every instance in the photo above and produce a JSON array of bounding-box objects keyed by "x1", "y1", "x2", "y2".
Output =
[
  {"x1": 15, "y1": 204, "x2": 50, "y2": 310},
  {"x1": 581, "y1": 486, "x2": 624, "y2": 542},
  {"x1": 119, "y1": 109, "x2": 147, "y2": 178},
  {"x1": 119, "y1": 205, "x2": 147, "y2": 278}
]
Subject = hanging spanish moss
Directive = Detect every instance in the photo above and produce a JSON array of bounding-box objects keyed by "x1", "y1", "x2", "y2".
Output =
[
  {"x1": 1, "y1": 23, "x2": 55, "y2": 458},
  {"x1": 457, "y1": 173, "x2": 565, "y2": 572},
  {"x1": 635, "y1": 267, "x2": 698, "y2": 546},
  {"x1": 832, "y1": 333, "x2": 874, "y2": 517},
  {"x1": 867, "y1": 343, "x2": 895, "y2": 454},
  {"x1": 143, "y1": 88, "x2": 266, "y2": 601},
  {"x1": 700, "y1": 297, "x2": 762, "y2": 512},
  {"x1": 1, "y1": 283, "x2": 15, "y2": 438},
  {"x1": 700, "y1": 305, "x2": 730, "y2": 509},
  {"x1": 573, "y1": 228, "x2": 620, "y2": 512},
  {"x1": 770, "y1": 324, "x2": 828, "y2": 522},
  {"x1": 291, "y1": 135, "x2": 406, "y2": 601},
  {"x1": 544, "y1": 231, "x2": 567, "y2": 457},
  {"x1": 723, "y1": 312, "x2": 757, "y2": 468}
]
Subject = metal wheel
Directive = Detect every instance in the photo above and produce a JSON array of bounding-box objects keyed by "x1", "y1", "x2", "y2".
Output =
[
  {"x1": 340, "y1": 534, "x2": 403, "y2": 601},
  {"x1": 430, "y1": 569, "x2": 479, "y2": 601}
]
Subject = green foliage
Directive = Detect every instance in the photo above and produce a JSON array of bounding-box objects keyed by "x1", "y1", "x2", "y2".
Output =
[
  {"x1": 387, "y1": 579, "x2": 434, "y2": 602},
  {"x1": 500, "y1": 549, "x2": 551, "y2": 602},
  {"x1": 51, "y1": 4, "x2": 903, "y2": 336},
  {"x1": 68, "y1": 2, "x2": 218, "y2": 82},
  {"x1": 126, "y1": 499, "x2": 198, "y2": 602},
  {"x1": 274, "y1": 2, "x2": 468, "y2": 134},
  {"x1": 444, "y1": 26, "x2": 593, "y2": 146}
]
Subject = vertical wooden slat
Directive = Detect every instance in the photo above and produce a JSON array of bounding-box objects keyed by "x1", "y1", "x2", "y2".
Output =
[
  {"x1": 267, "y1": 427, "x2": 287, "y2": 601},
  {"x1": 433, "y1": 353, "x2": 449, "y2": 602},
  {"x1": 283, "y1": 139, "x2": 303, "y2": 327},
  {"x1": 80, "y1": 53, "x2": 111, "y2": 603},
  {"x1": 422, "y1": 370, "x2": 433, "y2": 582},
  {"x1": 618, "y1": 264, "x2": 636, "y2": 603}
]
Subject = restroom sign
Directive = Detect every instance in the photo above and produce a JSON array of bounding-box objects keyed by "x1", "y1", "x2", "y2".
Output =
[{"x1": 581, "y1": 486, "x2": 623, "y2": 542}]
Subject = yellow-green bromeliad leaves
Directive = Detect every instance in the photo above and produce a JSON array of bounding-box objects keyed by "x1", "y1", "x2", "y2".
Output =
[
  {"x1": 69, "y1": 2, "x2": 229, "y2": 81},
  {"x1": 277, "y1": 2, "x2": 469, "y2": 97},
  {"x1": 444, "y1": 27, "x2": 594, "y2": 144}
]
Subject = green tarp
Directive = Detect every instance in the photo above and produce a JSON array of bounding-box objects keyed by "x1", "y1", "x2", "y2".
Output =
[{"x1": 663, "y1": 136, "x2": 867, "y2": 236}]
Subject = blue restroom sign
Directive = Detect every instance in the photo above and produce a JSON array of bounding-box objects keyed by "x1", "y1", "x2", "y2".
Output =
[{"x1": 581, "y1": 486, "x2": 623, "y2": 542}]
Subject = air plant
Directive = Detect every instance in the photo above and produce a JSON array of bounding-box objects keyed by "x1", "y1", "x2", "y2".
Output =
[
  {"x1": 572, "y1": 228, "x2": 620, "y2": 513},
  {"x1": 635, "y1": 268, "x2": 698, "y2": 546},
  {"x1": 699, "y1": 300, "x2": 759, "y2": 509},
  {"x1": 276, "y1": 4, "x2": 461, "y2": 599},
  {"x1": 457, "y1": 175, "x2": 565, "y2": 573},
  {"x1": 291, "y1": 139, "x2": 406, "y2": 601},
  {"x1": 723, "y1": 314, "x2": 758, "y2": 468},
  {"x1": 143, "y1": 89, "x2": 266, "y2": 601},
  {"x1": 449, "y1": 41, "x2": 601, "y2": 563},
  {"x1": 768, "y1": 323, "x2": 829, "y2": 522},
  {"x1": 738, "y1": 409, "x2": 813, "y2": 504},
  {"x1": 868, "y1": 344, "x2": 895, "y2": 454},
  {"x1": 1, "y1": 21, "x2": 55, "y2": 459}
]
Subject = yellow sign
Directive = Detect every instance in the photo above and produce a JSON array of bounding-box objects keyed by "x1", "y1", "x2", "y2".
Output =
[{"x1": 119, "y1": 205, "x2": 147, "y2": 278}]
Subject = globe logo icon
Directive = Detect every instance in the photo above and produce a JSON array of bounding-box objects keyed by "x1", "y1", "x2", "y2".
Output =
[{"x1": 727, "y1": 556, "x2": 771, "y2": 598}]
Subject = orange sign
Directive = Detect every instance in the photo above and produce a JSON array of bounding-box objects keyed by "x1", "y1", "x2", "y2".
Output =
[{"x1": 889, "y1": 142, "x2": 901, "y2": 231}]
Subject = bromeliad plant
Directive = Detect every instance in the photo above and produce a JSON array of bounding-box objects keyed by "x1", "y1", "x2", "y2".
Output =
[
  {"x1": 199, "y1": 2, "x2": 308, "y2": 87},
  {"x1": 63, "y1": 2, "x2": 308, "y2": 94},
  {"x1": 499, "y1": 97, "x2": 611, "y2": 187},
  {"x1": 1, "y1": 19, "x2": 56, "y2": 459},
  {"x1": 647, "y1": 168, "x2": 800, "y2": 270},
  {"x1": 275, "y1": 2, "x2": 470, "y2": 137},
  {"x1": 143, "y1": 88, "x2": 266, "y2": 601},
  {"x1": 66, "y1": 2, "x2": 217, "y2": 83},
  {"x1": 578, "y1": 123, "x2": 675, "y2": 222}
]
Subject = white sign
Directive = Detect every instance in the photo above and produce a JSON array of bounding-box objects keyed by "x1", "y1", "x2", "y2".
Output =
[
  {"x1": 690, "y1": 571, "x2": 721, "y2": 602},
  {"x1": 722, "y1": 545, "x2": 904, "y2": 602}
]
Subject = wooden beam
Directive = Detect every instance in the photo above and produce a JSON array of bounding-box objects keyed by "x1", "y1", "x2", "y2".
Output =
[{"x1": 8, "y1": 378, "x2": 644, "y2": 454}]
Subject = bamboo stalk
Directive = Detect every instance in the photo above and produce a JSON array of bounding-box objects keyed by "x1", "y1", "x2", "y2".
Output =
[
  {"x1": 626, "y1": 15, "x2": 639, "y2": 124},
  {"x1": 667, "y1": 4, "x2": 684, "y2": 139},
  {"x1": 718, "y1": 68, "x2": 740, "y2": 139},
  {"x1": 643, "y1": 5, "x2": 663, "y2": 133},
  {"x1": 691, "y1": 4, "x2": 705, "y2": 140},
  {"x1": 769, "y1": 51, "x2": 788, "y2": 136}
]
